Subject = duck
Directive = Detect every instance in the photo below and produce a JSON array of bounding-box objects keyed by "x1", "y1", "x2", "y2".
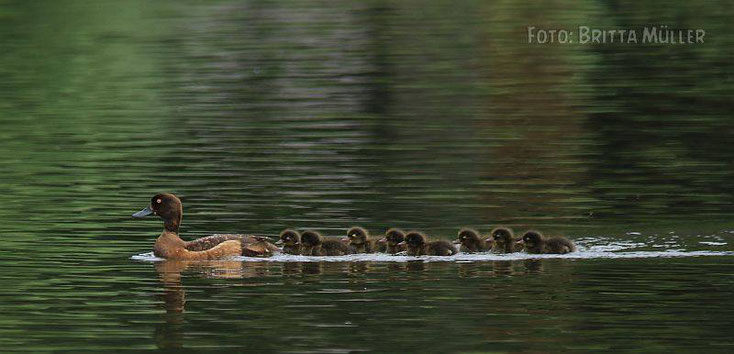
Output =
[
  {"x1": 344, "y1": 226, "x2": 379, "y2": 253},
  {"x1": 276, "y1": 229, "x2": 302, "y2": 255},
  {"x1": 132, "y1": 193, "x2": 278, "y2": 260},
  {"x1": 400, "y1": 231, "x2": 457, "y2": 256},
  {"x1": 300, "y1": 230, "x2": 351, "y2": 256},
  {"x1": 454, "y1": 228, "x2": 492, "y2": 253},
  {"x1": 378, "y1": 228, "x2": 407, "y2": 254},
  {"x1": 488, "y1": 227, "x2": 522, "y2": 253},
  {"x1": 517, "y1": 230, "x2": 576, "y2": 254}
]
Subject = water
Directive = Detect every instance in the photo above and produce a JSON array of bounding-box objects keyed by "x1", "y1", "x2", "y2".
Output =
[{"x1": 1, "y1": 0, "x2": 734, "y2": 351}]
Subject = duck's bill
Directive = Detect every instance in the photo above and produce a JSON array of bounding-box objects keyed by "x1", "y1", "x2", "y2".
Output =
[
  {"x1": 132, "y1": 206, "x2": 153, "y2": 218},
  {"x1": 452, "y1": 239, "x2": 461, "y2": 244},
  {"x1": 397, "y1": 241, "x2": 406, "y2": 246},
  {"x1": 377, "y1": 238, "x2": 387, "y2": 244},
  {"x1": 275, "y1": 239, "x2": 284, "y2": 245},
  {"x1": 515, "y1": 239, "x2": 524, "y2": 244}
]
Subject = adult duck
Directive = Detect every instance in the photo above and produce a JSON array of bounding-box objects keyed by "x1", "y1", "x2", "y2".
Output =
[{"x1": 132, "y1": 193, "x2": 278, "y2": 260}]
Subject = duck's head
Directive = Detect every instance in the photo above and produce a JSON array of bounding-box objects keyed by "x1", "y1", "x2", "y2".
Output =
[
  {"x1": 345, "y1": 226, "x2": 368, "y2": 245},
  {"x1": 401, "y1": 231, "x2": 427, "y2": 247},
  {"x1": 379, "y1": 228, "x2": 405, "y2": 245},
  {"x1": 490, "y1": 227, "x2": 514, "y2": 245},
  {"x1": 456, "y1": 228, "x2": 481, "y2": 246},
  {"x1": 300, "y1": 230, "x2": 323, "y2": 247},
  {"x1": 133, "y1": 193, "x2": 182, "y2": 232},
  {"x1": 519, "y1": 230, "x2": 543, "y2": 248},
  {"x1": 277, "y1": 229, "x2": 300, "y2": 246}
]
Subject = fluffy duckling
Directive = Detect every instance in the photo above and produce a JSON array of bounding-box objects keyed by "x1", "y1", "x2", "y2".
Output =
[
  {"x1": 400, "y1": 231, "x2": 457, "y2": 256},
  {"x1": 489, "y1": 227, "x2": 522, "y2": 253},
  {"x1": 300, "y1": 230, "x2": 351, "y2": 256},
  {"x1": 378, "y1": 228, "x2": 406, "y2": 254},
  {"x1": 518, "y1": 230, "x2": 576, "y2": 254},
  {"x1": 276, "y1": 229, "x2": 302, "y2": 255},
  {"x1": 132, "y1": 193, "x2": 277, "y2": 260},
  {"x1": 344, "y1": 226, "x2": 378, "y2": 253},
  {"x1": 454, "y1": 228, "x2": 492, "y2": 253}
]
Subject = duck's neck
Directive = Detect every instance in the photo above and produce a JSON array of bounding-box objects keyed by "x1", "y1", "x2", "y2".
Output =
[{"x1": 163, "y1": 214, "x2": 181, "y2": 233}]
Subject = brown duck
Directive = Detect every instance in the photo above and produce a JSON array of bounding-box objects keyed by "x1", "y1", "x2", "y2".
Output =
[
  {"x1": 488, "y1": 227, "x2": 522, "y2": 254},
  {"x1": 378, "y1": 228, "x2": 407, "y2": 254},
  {"x1": 300, "y1": 230, "x2": 351, "y2": 256},
  {"x1": 454, "y1": 228, "x2": 492, "y2": 253},
  {"x1": 132, "y1": 193, "x2": 278, "y2": 260},
  {"x1": 400, "y1": 231, "x2": 457, "y2": 256},
  {"x1": 276, "y1": 229, "x2": 302, "y2": 255},
  {"x1": 517, "y1": 230, "x2": 576, "y2": 254},
  {"x1": 344, "y1": 226, "x2": 379, "y2": 253}
]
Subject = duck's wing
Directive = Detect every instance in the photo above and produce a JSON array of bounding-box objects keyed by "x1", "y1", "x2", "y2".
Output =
[{"x1": 185, "y1": 235, "x2": 241, "y2": 251}]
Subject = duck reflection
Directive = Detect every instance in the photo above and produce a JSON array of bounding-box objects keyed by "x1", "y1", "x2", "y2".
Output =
[{"x1": 153, "y1": 259, "x2": 248, "y2": 349}]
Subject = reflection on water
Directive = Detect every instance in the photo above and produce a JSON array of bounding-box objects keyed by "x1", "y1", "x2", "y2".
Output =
[
  {"x1": 140, "y1": 257, "x2": 734, "y2": 351},
  {"x1": 0, "y1": 0, "x2": 733, "y2": 351}
]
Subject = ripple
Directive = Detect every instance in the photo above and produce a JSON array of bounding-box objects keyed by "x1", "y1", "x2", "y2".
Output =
[{"x1": 131, "y1": 249, "x2": 734, "y2": 263}]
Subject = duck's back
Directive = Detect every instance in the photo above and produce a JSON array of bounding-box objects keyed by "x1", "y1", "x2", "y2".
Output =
[
  {"x1": 544, "y1": 237, "x2": 576, "y2": 254},
  {"x1": 185, "y1": 234, "x2": 278, "y2": 257},
  {"x1": 427, "y1": 240, "x2": 457, "y2": 256},
  {"x1": 320, "y1": 239, "x2": 351, "y2": 256}
]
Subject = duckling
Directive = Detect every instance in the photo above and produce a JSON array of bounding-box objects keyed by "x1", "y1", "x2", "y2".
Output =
[
  {"x1": 378, "y1": 228, "x2": 407, "y2": 254},
  {"x1": 344, "y1": 226, "x2": 378, "y2": 253},
  {"x1": 276, "y1": 229, "x2": 302, "y2": 255},
  {"x1": 400, "y1": 231, "x2": 457, "y2": 256},
  {"x1": 489, "y1": 227, "x2": 522, "y2": 254},
  {"x1": 518, "y1": 230, "x2": 576, "y2": 254},
  {"x1": 300, "y1": 230, "x2": 351, "y2": 256},
  {"x1": 454, "y1": 228, "x2": 492, "y2": 253},
  {"x1": 132, "y1": 193, "x2": 277, "y2": 260}
]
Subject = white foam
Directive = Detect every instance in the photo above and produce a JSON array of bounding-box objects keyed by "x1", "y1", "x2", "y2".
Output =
[
  {"x1": 699, "y1": 241, "x2": 728, "y2": 246},
  {"x1": 131, "y1": 249, "x2": 734, "y2": 263}
]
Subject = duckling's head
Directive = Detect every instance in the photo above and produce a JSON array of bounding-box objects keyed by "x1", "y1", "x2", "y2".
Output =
[
  {"x1": 278, "y1": 229, "x2": 300, "y2": 246},
  {"x1": 520, "y1": 230, "x2": 543, "y2": 248},
  {"x1": 491, "y1": 227, "x2": 514, "y2": 244},
  {"x1": 300, "y1": 230, "x2": 323, "y2": 247},
  {"x1": 346, "y1": 226, "x2": 369, "y2": 245},
  {"x1": 403, "y1": 231, "x2": 427, "y2": 247},
  {"x1": 132, "y1": 193, "x2": 183, "y2": 232},
  {"x1": 457, "y1": 228, "x2": 481, "y2": 246},
  {"x1": 381, "y1": 228, "x2": 405, "y2": 245}
]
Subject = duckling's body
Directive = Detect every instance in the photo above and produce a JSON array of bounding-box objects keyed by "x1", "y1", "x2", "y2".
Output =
[
  {"x1": 133, "y1": 193, "x2": 277, "y2": 260},
  {"x1": 490, "y1": 227, "x2": 522, "y2": 254},
  {"x1": 379, "y1": 228, "x2": 407, "y2": 254},
  {"x1": 519, "y1": 231, "x2": 576, "y2": 254},
  {"x1": 345, "y1": 226, "x2": 378, "y2": 253},
  {"x1": 402, "y1": 231, "x2": 457, "y2": 256},
  {"x1": 301, "y1": 230, "x2": 351, "y2": 256},
  {"x1": 455, "y1": 228, "x2": 491, "y2": 253},
  {"x1": 276, "y1": 229, "x2": 302, "y2": 255}
]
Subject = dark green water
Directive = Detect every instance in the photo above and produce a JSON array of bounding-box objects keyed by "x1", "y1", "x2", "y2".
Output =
[{"x1": 1, "y1": 0, "x2": 733, "y2": 351}]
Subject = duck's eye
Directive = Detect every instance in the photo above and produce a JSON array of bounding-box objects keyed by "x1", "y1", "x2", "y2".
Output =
[{"x1": 156, "y1": 199, "x2": 162, "y2": 204}]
